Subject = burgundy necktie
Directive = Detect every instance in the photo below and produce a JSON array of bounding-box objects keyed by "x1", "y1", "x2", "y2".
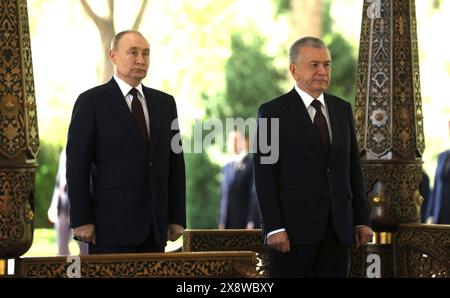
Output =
[
  {"x1": 129, "y1": 88, "x2": 149, "y2": 146},
  {"x1": 311, "y1": 99, "x2": 330, "y2": 157}
]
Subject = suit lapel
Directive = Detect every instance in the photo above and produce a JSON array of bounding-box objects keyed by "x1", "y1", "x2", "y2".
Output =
[
  {"x1": 106, "y1": 79, "x2": 147, "y2": 151},
  {"x1": 143, "y1": 87, "x2": 161, "y2": 158},
  {"x1": 324, "y1": 94, "x2": 339, "y2": 162},
  {"x1": 282, "y1": 88, "x2": 325, "y2": 158}
]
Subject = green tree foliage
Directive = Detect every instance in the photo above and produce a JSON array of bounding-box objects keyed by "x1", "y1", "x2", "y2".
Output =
[
  {"x1": 205, "y1": 32, "x2": 285, "y2": 120},
  {"x1": 325, "y1": 34, "x2": 358, "y2": 103},
  {"x1": 34, "y1": 142, "x2": 63, "y2": 228},
  {"x1": 224, "y1": 33, "x2": 285, "y2": 119},
  {"x1": 321, "y1": 0, "x2": 358, "y2": 105},
  {"x1": 274, "y1": 0, "x2": 290, "y2": 16}
]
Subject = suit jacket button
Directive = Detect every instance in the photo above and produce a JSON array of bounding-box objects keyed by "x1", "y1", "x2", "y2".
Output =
[
  {"x1": 326, "y1": 168, "x2": 331, "y2": 173},
  {"x1": 149, "y1": 162, "x2": 153, "y2": 167}
]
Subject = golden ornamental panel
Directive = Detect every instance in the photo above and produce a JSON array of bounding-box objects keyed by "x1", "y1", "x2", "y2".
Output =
[
  {"x1": 354, "y1": 0, "x2": 372, "y2": 151},
  {"x1": 16, "y1": 252, "x2": 258, "y2": 278},
  {"x1": 183, "y1": 229, "x2": 267, "y2": 277},
  {"x1": 365, "y1": 0, "x2": 393, "y2": 157},
  {"x1": 394, "y1": 224, "x2": 450, "y2": 277},
  {"x1": 392, "y1": 0, "x2": 416, "y2": 158},
  {"x1": 0, "y1": 0, "x2": 39, "y2": 159},
  {"x1": 0, "y1": 0, "x2": 39, "y2": 259},
  {"x1": 362, "y1": 162, "x2": 422, "y2": 230},
  {"x1": 355, "y1": 0, "x2": 424, "y2": 159},
  {"x1": 409, "y1": 0, "x2": 425, "y2": 155},
  {"x1": 0, "y1": 168, "x2": 35, "y2": 257}
]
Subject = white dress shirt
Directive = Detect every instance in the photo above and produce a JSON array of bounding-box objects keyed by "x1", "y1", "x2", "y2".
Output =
[{"x1": 113, "y1": 75, "x2": 150, "y2": 134}]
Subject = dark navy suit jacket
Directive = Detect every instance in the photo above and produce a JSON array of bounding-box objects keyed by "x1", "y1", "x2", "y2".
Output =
[
  {"x1": 66, "y1": 78, "x2": 186, "y2": 246},
  {"x1": 254, "y1": 88, "x2": 370, "y2": 246},
  {"x1": 219, "y1": 154, "x2": 261, "y2": 229},
  {"x1": 426, "y1": 150, "x2": 450, "y2": 224}
]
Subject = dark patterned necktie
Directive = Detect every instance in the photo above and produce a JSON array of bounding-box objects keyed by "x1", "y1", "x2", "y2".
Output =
[
  {"x1": 311, "y1": 99, "x2": 330, "y2": 157},
  {"x1": 129, "y1": 88, "x2": 149, "y2": 146}
]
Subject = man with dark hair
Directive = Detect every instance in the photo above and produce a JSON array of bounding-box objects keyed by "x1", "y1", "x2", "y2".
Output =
[
  {"x1": 254, "y1": 36, "x2": 373, "y2": 277},
  {"x1": 66, "y1": 30, "x2": 186, "y2": 254}
]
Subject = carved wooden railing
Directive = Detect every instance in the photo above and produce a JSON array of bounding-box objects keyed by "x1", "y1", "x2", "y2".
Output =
[
  {"x1": 394, "y1": 224, "x2": 450, "y2": 278},
  {"x1": 183, "y1": 229, "x2": 267, "y2": 277},
  {"x1": 15, "y1": 251, "x2": 257, "y2": 278}
]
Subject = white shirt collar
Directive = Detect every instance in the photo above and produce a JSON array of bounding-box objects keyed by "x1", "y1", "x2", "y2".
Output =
[
  {"x1": 114, "y1": 75, "x2": 144, "y2": 97},
  {"x1": 294, "y1": 85, "x2": 325, "y2": 108}
]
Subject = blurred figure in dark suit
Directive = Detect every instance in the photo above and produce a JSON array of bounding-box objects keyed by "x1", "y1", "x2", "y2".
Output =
[
  {"x1": 425, "y1": 120, "x2": 450, "y2": 224},
  {"x1": 218, "y1": 130, "x2": 260, "y2": 229}
]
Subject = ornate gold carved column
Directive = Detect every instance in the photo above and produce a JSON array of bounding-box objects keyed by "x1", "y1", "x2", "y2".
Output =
[
  {"x1": 354, "y1": 0, "x2": 424, "y2": 277},
  {"x1": 0, "y1": 0, "x2": 39, "y2": 258}
]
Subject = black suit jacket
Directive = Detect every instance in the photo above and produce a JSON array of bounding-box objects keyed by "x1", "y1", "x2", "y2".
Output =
[
  {"x1": 219, "y1": 155, "x2": 261, "y2": 229},
  {"x1": 254, "y1": 88, "x2": 370, "y2": 246},
  {"x1": 427, "y1": 150, "x2": 450, "y2": 224},
  {"x1": 66, "y1": 78, "x2": 186, "y2": 246}
]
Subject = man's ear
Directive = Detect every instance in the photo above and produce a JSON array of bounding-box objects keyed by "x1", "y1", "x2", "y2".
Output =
[
  {"x1": 289, "y1": 63, "x2": 297, "y2": 80},
  {"x1": 108, "y1": 49, "x2": 115, "y2": 64}
]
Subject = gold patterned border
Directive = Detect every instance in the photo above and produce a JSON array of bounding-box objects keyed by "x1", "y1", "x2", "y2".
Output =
[
  {"x1": 394, "y1": 224, "x2": 450, "y2": 277},
  {"x1": 16, "y1": 251, "x2": 257, "y2": 278},
  {"x1": 0, "y1": 0, "x2": 39, "y2": 160},
  {"x1": 0, "y1": 167, "x2": 35, "y2": 257},
  {"x1": 355, "y1": 0, "x2": 424, "y2": 159}
]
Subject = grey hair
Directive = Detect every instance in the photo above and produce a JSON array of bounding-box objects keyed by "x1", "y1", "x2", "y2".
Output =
[
  {"x1": 289, "y1": 36, "x2": 328, "y2": 64},
  {"x1": 110, "y1": 30, "x2": 146, "y2": 50}
]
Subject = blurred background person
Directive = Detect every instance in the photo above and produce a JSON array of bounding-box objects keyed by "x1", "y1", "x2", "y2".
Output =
[
  {"x1": 420, "y1": 170, "x2": 431, "y2": 223},
  {"x1": 425, "y1": 120, "x2": 450, "y2": 224},
  {"x1": 218, "y1": 130, "x2": 260, "y2": 229},
  {"x1": 47, "y1": 147, "x2": 88, "y2": 255}
]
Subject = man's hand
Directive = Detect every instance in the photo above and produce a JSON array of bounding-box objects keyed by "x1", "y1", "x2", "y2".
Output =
[
  {"x1": 267, "y1": 231, "x2": 290, "y2": 253},
  {"x1": 354, "y1": 225, "x2": 374, "y2": 248},
  {"x1": 47, "y1": 206, "x2": 58, "y2": 224},
  {"x1": 73, "y1": 224, "x2": 96, "y2": 244},
  {"x1": 167, "y1": 224, "x2": 184, "y2": 242},
  {"x1": 246, "y1": 221, "x2": 255, "y2": 229}
]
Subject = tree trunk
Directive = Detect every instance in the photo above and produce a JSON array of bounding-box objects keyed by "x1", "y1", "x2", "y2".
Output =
[
  {"x1": 80, "y1": 0, "x2": 148, "y2": 84},
  {"x1": 290, "y1": 0, "x2": 322, "y2": 38}
]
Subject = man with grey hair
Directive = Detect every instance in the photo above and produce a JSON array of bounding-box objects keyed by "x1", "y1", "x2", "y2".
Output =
[
  {"x1": 254, "y1": 36, "x2": 373, "y2": 277},
  {"x1": 66, "y1": 30, "x2": 186, "y2": 254}
]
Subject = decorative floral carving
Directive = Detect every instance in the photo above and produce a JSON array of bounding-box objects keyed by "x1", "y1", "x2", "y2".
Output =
[
  {"x1": 355, "y1": 0, "x2": 424, "y2": 159},
  {"x1": 0, "y1": 169, "x2": 35, "y2": 257},
  {"x1": 183, "y1": 230, "x2": 267, "y2": 277},
  {"x1": 0, "y1": 0, "x2": 39, "y2": 159},
  {"x1": 17, "y1": 253, "x2": 257, "y2": 278},
  {"x1": 394, "y1": 224, "x2": 450, "y2": 277}
]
